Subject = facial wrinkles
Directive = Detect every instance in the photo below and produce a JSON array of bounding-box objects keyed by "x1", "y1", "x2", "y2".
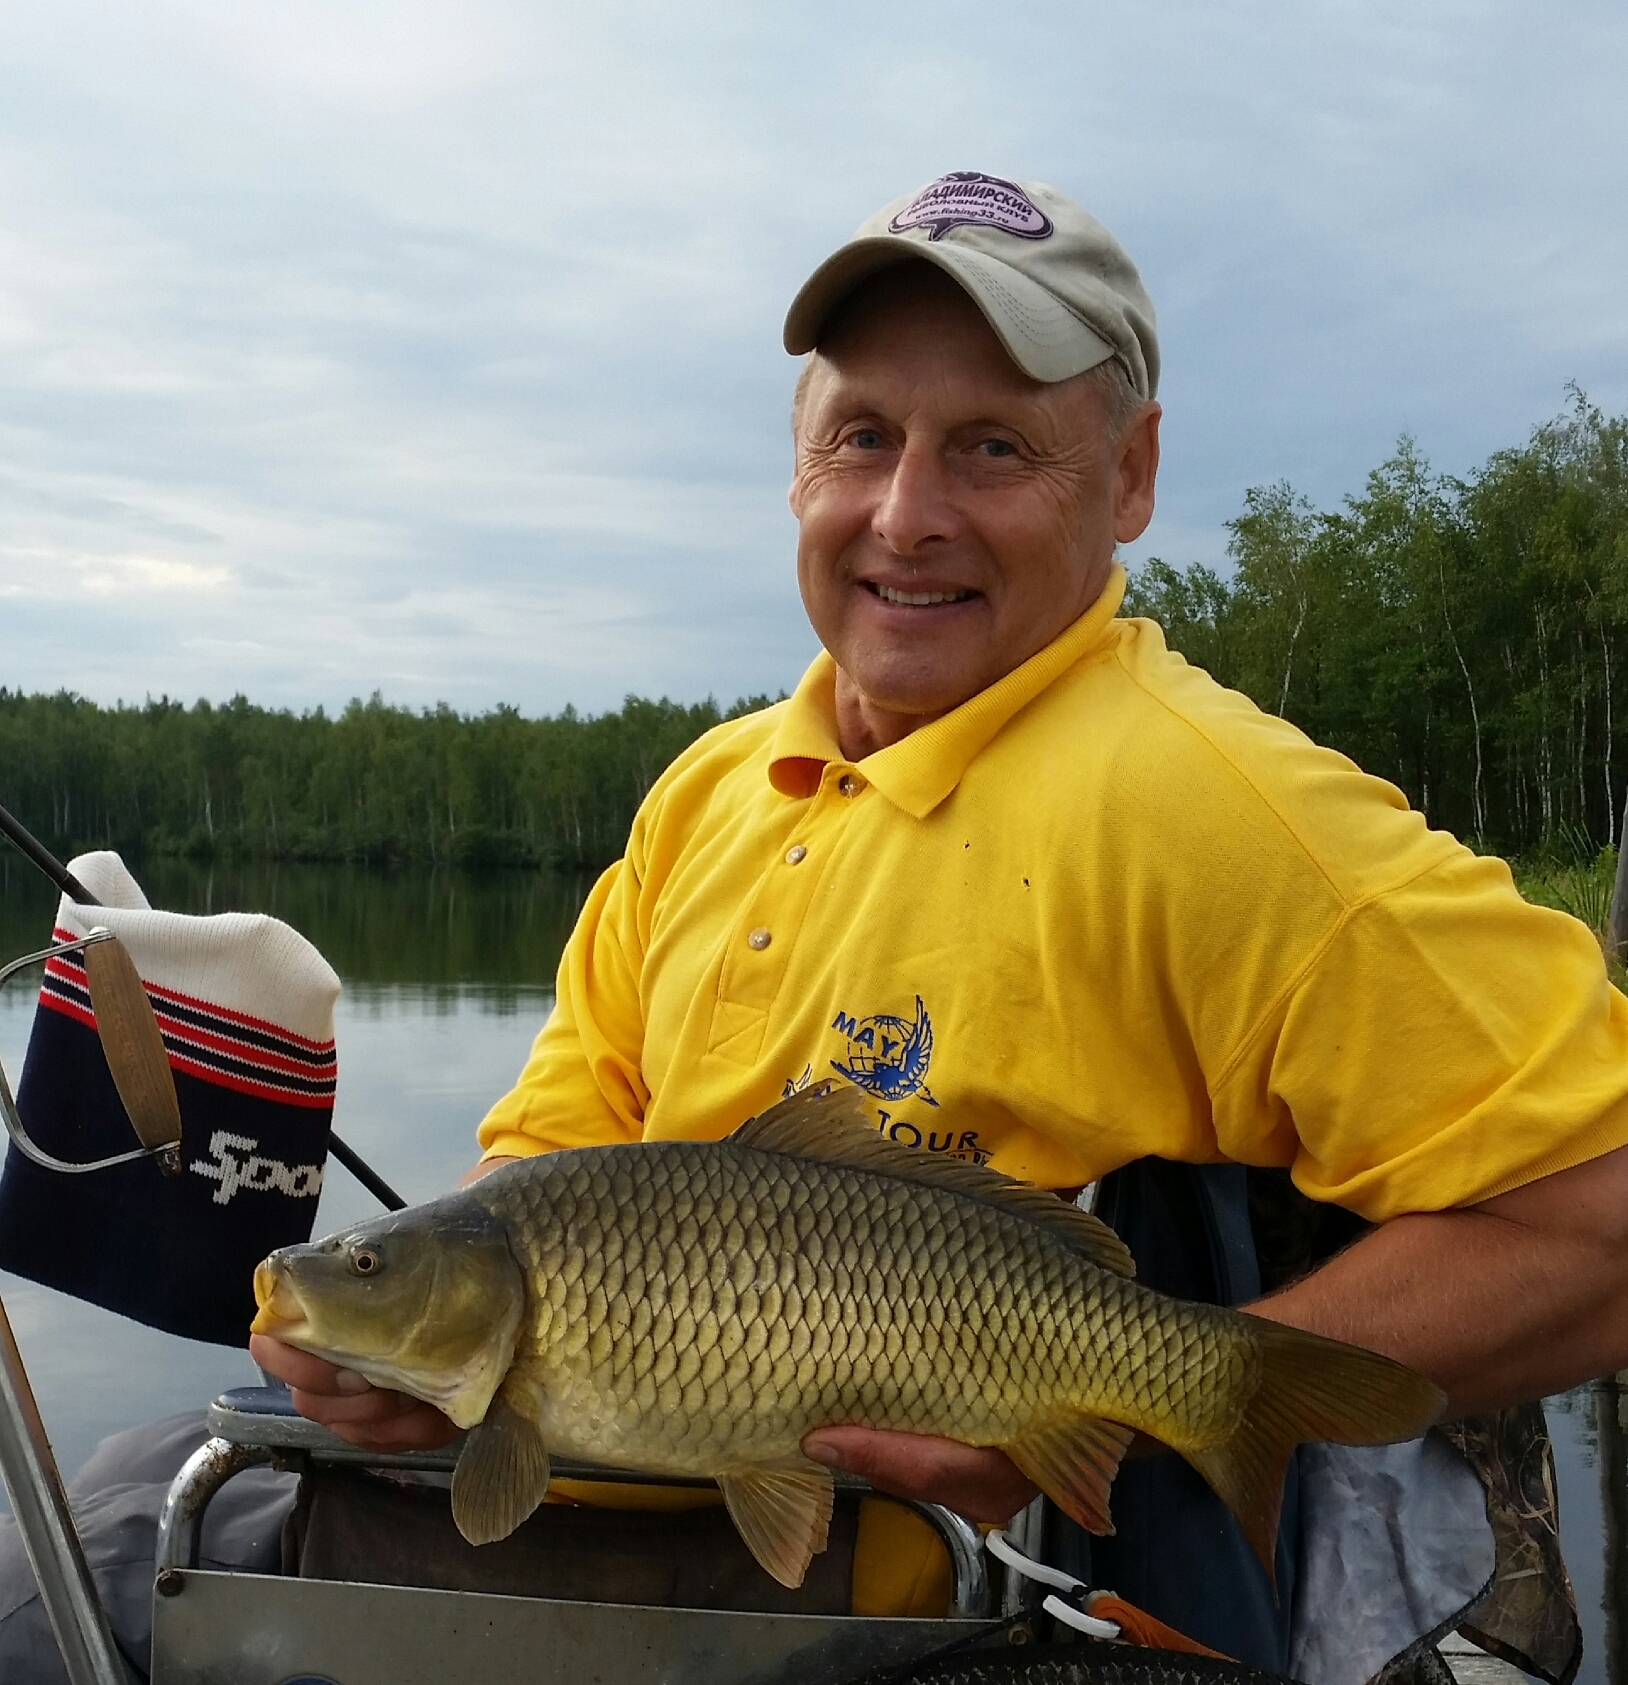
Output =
[
  {"x1": 789, "y1": 271, "x2": 1134, "y2": 751},
  {"x1": 798, "y1": 368, "x2": 1115, "y2": 646},
  {"x1": 796, "y1": 366, "x2": 1112, "y2": 537}
]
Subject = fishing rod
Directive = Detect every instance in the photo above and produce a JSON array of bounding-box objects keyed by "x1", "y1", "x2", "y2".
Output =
[{"x1": 0, "y1": 802, "x2": 406, "y2": 1213}]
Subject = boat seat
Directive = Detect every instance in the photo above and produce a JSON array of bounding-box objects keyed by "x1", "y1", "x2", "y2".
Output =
[{"x1": 147, "y1": 1387, "x2": 1004, "y2": 1685}]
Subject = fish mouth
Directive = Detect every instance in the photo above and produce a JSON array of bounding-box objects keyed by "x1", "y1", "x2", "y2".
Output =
[{"x1": 249, "y1": 1260, "x2": 308, "y2": 1338}]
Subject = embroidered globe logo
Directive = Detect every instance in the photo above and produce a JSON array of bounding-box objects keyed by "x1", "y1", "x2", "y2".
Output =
[{"x1": 830, "y1": 995, "x2": 938, "y2": 1107}]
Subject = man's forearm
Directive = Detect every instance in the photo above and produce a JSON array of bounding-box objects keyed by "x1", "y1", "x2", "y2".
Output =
[{"x1": 1250, "y1": 1141, "x2": 1628, "y2": 1416}]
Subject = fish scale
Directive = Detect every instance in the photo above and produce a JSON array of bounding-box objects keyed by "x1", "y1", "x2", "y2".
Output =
[
  {"x1": 483, "y1": 1140, "x2": 1214, "y2": 1470},
  {"x1": 253, "y1": 1082, "x2": 1444, "y2": 1586}
]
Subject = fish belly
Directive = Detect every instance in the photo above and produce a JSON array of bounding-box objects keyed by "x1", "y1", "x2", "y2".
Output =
[{"x1": 490, "y1": 1142, "x2": 1252, "y2": 1476}]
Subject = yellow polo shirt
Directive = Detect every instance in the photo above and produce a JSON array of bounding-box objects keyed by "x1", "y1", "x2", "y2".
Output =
[{"x1": 479, "y1": 564, "x2": 1628, "y2": 1219}]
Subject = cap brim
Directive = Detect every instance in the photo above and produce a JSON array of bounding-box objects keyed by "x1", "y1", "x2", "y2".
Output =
[{"x1": 783, "y1": 235, "x2": 1116, "y2": 384}]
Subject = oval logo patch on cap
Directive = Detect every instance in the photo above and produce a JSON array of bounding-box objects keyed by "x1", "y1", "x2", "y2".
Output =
[{"x1": 889, "y1": 172, "x2": 1054, "y2": 243}]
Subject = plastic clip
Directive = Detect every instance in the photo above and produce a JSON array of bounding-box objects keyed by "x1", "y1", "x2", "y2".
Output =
[{"x1": 985, "y1": 1527, "x2": 1122, "y2": 1641}]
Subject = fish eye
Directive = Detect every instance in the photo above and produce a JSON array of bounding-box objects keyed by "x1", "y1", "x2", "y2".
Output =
[{"x1": 350, "y1": 1246, "x2": 382, "y2": 1276}]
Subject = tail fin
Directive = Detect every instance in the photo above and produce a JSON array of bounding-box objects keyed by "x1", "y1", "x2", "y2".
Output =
[{"x1": 1183, "y1": 1320, "x2": 1445, "y2": 1581}]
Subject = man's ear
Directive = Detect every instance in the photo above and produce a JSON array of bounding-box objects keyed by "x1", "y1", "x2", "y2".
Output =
[
  {"x1": 1114, "y1": 403, "x2": 1161, "y2": 545},
  {"x1": 788, "y1": 356, "x2": 822, "y2": 519}
]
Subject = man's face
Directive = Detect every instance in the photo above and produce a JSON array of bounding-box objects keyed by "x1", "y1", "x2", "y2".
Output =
[{"x1": 789, "y1": 266, "x2": 1160, "y2": 749}]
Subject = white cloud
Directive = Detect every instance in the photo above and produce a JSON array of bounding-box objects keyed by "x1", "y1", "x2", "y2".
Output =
[
  {"x1": 0, "y1": 549, "x2": 234, "y2": 598},
  {"x1": 0, "y1": 0, "x2": 1623, "y2": 711}
]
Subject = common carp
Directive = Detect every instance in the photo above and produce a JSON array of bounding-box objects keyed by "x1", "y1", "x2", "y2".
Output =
[{"x1": 251, "y1": 1084, "x2": 1441, "y2": 1588}]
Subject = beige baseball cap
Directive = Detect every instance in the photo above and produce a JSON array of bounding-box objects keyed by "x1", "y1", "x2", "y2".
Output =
[{"x1": 783, "y1": 172, "x2": 1159, "y2": 399}]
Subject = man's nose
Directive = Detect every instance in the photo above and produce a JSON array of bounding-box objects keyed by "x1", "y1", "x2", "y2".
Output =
[{"x1": 873, "y1": 442, "x2": 958, "y2": 555}]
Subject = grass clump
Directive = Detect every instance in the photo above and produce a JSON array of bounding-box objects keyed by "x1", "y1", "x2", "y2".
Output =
[{"x1": 1513, "y1": 843, "x2": 1626, "y2": 987}]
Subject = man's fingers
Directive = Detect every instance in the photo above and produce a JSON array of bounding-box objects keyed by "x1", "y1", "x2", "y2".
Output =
[
  {"x1": 801, "y1": 1426, "x2": 1038, "y2": 1522},
  {"x1": 285, "y1": 1385, "x2": 463, "y2": 1450},
  {"x1": 320, "y1": 1406, "x2": 465, "y2": 1453},
  {"x1": 249, "y1": 1334, "x2": 350, "y2": 1394},
  {"x1": 251, "y1": 1333, "x2": 461, "y2": 1451},
  {"x1": 288, "y1": 1384, "x2": 414, "y2": 1425},
  {"x1": 803, "y1": 1425, "x2": 999, "y2": 1485}
]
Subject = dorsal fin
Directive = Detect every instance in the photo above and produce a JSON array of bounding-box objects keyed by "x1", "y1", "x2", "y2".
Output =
[{"x1": 730, "y1": 1084, "x2": 1135, "y2": 1278}]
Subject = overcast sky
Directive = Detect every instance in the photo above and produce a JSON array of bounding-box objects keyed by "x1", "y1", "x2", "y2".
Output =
[{"x1": 3, "y1": 1, "x2": 1625, "y2": 716}]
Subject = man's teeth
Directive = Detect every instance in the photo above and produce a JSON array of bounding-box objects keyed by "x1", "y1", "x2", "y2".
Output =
[{"x1": 872, "y1": 584, "x2": 973, "y2": 606}]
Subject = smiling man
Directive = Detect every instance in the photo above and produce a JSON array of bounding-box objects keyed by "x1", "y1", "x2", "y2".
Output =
[
  {"x1": 257, "y1": 175, "x2": 1628, "y2": 1673},
  {"x1": 788, "y1": 262, "x2": 1152, "y2": 762}
]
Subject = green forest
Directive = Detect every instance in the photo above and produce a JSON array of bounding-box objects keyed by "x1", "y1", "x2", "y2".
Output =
[
  {"x1": 3, "y1": 388, "x2": 1625, "y2": 877},
  {"x1": 0, "y1": 691, "x2": 772, "y2": 871},
  {"x1": 1126, "y1": 387, "x2": 1628, "y2": 857}
]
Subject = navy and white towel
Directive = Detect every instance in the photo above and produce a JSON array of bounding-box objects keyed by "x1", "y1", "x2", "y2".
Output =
[{"x1": 0, "y1": 853, "x2": 342, "y2": 1346}]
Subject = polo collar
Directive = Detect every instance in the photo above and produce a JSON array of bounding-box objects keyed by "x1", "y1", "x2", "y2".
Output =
[{"x1": 768, "y1": 564, "x2": 1127, "y2": 818}]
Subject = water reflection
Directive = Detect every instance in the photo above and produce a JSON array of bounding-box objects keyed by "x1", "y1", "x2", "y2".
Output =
[
  {"x1": 0, "y1": 860, "x2": 581, "y2": 1497},
  {"x1": 0, "y1": 854, "x2": 589, "y2": 997}
]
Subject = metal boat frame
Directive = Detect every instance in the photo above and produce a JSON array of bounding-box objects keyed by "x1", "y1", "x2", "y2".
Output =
[
  {"x1": 141, "y1": 1387, "x2": 1006, "y2": 1685},
  {"x1": 0, "y1": 928, "x2": 188, "y2": 1685}
]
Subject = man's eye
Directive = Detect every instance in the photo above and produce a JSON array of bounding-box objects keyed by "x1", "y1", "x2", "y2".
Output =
[
  {"x1": 978, "y1": 439, "x2": 1017, "y2": 458},
  {"x1": 848, "y1": 429, "x2": 884, "y2": 451}
]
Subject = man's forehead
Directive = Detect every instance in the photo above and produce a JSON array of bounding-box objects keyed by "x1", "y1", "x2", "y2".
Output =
[
  {"x1": 805, "y1": 299, "x2": 1057, "y2": 420},
  {"x1": 820, "y1": 261, "x2": 984, "y2": 339},
  {"x1": 804, "y1": 350, "x2": 1047, "y2": 416},
  {"x1": 808, "y1": 269, "x2": 1044, "y2": 398}
]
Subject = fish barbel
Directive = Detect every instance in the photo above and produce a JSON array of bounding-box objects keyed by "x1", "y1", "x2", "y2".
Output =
[{"x1": 251, "y1": 1085, "x2": 1441, "y2": 1588}]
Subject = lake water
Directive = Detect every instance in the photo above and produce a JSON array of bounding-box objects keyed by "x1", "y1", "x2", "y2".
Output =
[
  {"x1": 0, "y1": 858, "x2": 1621, "y2": 1681},
  {"x1": 0, "y1": 859, "x2": 580, "y2": 1482}
]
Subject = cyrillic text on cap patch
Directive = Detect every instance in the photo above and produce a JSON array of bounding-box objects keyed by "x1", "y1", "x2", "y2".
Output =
[{"x1": 889, "y1": 172, "x2": 1054, "y2": 243}]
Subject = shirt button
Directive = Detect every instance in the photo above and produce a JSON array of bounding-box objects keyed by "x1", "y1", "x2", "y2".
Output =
[
  {"x1": 747, "y1": 927, "x2": 773, "y2": 951},
  {"x1": 838, "y1": 774, "x2": 862, "y2": 797},
  {"x1": 785, "y1": 845, "x2": 807, "y2": 865}
]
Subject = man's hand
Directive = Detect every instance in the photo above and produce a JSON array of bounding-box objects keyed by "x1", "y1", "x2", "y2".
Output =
[
  {"x1": 802, "y1": 1427, "x2": 1038, "y2": 1522},
  {"x1": 250, "y1": 1334, "x2": 462, "y2": 1453}
]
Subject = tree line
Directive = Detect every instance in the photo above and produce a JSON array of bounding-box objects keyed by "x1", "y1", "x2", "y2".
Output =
[
  {"x1": 0, "y1": 690, "x2": 770, "y2": 870},
  {"x1": 1126, "y1": 388, "x2": 1628, "y2": 857},
  {"x1": 4, "y1": 387, "x2": 1624, "y2": 874}
]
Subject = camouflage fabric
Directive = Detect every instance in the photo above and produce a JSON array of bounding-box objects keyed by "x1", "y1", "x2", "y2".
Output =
[
  {"x1": 1370, "y1": 1642, "x2": 1454, "y2": 1685},
  {"x1": 1442, "y1": 1406, "x2": 1581, "y2": 1685}
]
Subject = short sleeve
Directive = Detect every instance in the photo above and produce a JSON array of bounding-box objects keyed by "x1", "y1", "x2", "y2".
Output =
[
  {"x1": 476, "y1": 855, "x2": 650, "y2": 1160},
  {"x1": 1213, "y1": 848, "x2": 1628, "y2": 1220}
]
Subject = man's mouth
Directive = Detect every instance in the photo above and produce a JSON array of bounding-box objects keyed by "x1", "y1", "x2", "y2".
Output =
[{"x1": 863, "y1": 582, "x2": 977, "y2": 607}]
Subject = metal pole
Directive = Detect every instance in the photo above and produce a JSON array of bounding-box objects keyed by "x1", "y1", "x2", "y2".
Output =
[
  {"x1": 0, "y1": 1289, "x2": 126, "y2": 1685},
  {"x1": 0, "y1": 804, "x2": 97, "y2": 908},
  {"x1": 1000, "y1": 1496, "x2": 1048, "y2": 1618},
  {"x1": 1597, "y1": 1375, "x2": 1628, "y2": 1685},
  {"x1": 325, "y1": 1133, "x2": 406, "y2": 1212}
]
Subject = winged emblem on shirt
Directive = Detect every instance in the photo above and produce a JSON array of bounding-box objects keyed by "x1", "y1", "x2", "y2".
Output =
[{"x1": 829, "y1": 995, "x2": 939, "y2": 1107}]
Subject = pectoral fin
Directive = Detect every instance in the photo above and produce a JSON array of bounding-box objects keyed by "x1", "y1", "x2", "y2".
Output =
[
  {"x1": 1007, "y1": 1414, "x2": 1136, "y2": 1535},
  {"x1": 451, "y1": 1395, "x2": 552, "y2": 1546},
  {"x1": 716, "y1": 1462, "x2": 835, "y2": 1589}
]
